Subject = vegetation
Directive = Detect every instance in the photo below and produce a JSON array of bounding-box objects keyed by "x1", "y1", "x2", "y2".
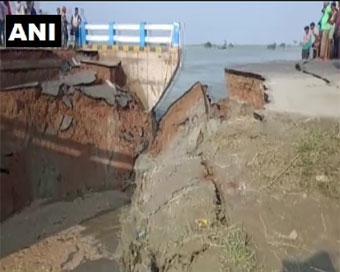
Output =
[
  {"x1": 204, "y1": 41, "x2": 213, "y2": 48},
  {"x1": 296, "y1": 127, "x2": 340, "y2": 198},
  {"x1": 267, "y1": 42, "x2": 276, "y2": 50}
]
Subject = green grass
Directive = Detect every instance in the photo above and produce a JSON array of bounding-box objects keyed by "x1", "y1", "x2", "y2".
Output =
[
  {"x1": 207, "y1": 225, "x2": 259, "y2": 272},
  {"x1": 296, "y1": 127, "x2": 340, "y2": 199}
]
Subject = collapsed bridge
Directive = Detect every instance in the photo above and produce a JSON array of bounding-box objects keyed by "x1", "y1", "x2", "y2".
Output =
[{"x1": 0, "y1": 22, "x2": 182, "y2": 221}]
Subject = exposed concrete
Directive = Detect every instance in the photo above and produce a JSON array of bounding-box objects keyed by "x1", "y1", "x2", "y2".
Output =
[
  {"x1": 99, "y1": 48, "x2": 180, "y2": 112},
  {"x1": 63, "y1": 70, "x2": 97, "y2": 86},
  {"x1": 81, "y1": 83, "x2": 133, "y2": 107},
  {"x1": 150, "y1": 82, "x2": 210, "y2": 156},
  {"x1": 42, "y1": 80, "x2": 63, "y2": 96},
  {"x1": 0, "y1": 84, "x2": 155, "y2": 221},
  {"x1": 225, "y1": 60, "x2": 340, "y2": 118},
  {"x1": 2, "y1": 82, "x2": 40, "y2": 91},
  {"x1": 0, "y1": 49, "x2": 98, "y2": 90},
  {"x1": 81, "y1": 60, "x2": 127, "y2": 87}
]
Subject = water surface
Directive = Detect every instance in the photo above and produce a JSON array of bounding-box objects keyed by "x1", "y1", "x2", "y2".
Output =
[{"x1": 156, "y1": 45, "x2": 300, "y2": 118}]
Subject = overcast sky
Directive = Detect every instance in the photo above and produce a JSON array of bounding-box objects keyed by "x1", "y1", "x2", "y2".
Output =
[{"x1": 39, "y1": 1, "x2": 323, "y2": 45}]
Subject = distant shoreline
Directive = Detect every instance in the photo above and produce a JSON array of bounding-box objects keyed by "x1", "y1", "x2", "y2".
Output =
[{"x1": 185, "y1": 44, "x2": 301, "y2": 48}]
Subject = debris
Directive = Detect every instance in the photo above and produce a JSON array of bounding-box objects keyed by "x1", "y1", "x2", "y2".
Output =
[
  {"x1": 288, "y1": 230, "x2": 298, "y2": 240},
  {"x1": 81, "y1": 84, "x2": 116, "y2": 105},
  {"x1": 41, "y1": 80, "x2": 62, "y2": 96},
  {"x1": 64, "y1": 70, "x2": 96, "y2": 86},
  {"x1": 53, "y1": 115, "x2": 64, "y2": 130},
  {"x1": 62, "y1": 96, "x2": 73, "y2": 109},
  {"x1": 137, "y1": 229, "x2": 147, "y2": 240},
  {"x1": 81, "y1": 83, "x2": 132, "y2": 107},
  {"x1": 45, "y1": 126, "x2": 58, "y2": 135},
  {"x1": 115, "y1": 94, "x2": 131, "y2": 108},
  {"x1": 253, "y1": 111, "x2": 265, "y2": 121},
  {"x1": 316, "y1": 175, "x2": 329, "y2": 183},
  {"x1": 60, "y1": 115, "x2": 73, "y2": 131},
  {"x1": 60, "y1": 61, "x2": 71, "y2": 75},
  {"x1": 195, "y1": 218, "x2": 209, "y2": 228},
  {"x1": 122, "y1": 132, "x2": 134, "y2": 143},
  {"x1": 2, "y1": 82, "x2": 39, "y2": 91}
]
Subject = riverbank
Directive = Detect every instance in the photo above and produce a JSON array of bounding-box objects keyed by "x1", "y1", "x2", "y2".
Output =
[{"x1": 1, "y1": 60, "x2": 339, "y2": 272}]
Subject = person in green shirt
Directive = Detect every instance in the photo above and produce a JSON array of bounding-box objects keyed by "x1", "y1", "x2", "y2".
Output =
[
  {"x1": 320, "y1": 2, "x2": 332, "y2": 59},
  {"x1": 302, "y1": 26, "x2": 312, "y2": 60}
]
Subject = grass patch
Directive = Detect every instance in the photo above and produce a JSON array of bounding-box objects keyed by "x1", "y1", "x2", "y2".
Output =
[
  {"x1": 207, "y1": 225, "x2": 260, "y2": 272},
  {"x1": 296, "y1": 127, "x2": 340, "y2": 198}
]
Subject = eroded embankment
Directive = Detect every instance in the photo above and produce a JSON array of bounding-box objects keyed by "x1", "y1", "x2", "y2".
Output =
[
  {"x1": 0, "y1": 50, "x2": 156, "y2": 222},
  {"x1": 117, "y1": 68, "x2": 340, "y2": 272}
]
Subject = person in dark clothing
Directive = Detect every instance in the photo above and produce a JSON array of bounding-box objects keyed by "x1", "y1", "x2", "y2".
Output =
[
  {"x1": 70, "y1": 7, "x2": 81, "y2": 48},
  {"x1": 61, "y1": 6, "x2": 68, "y2": 47},
  {"x1": 302, "y1": 26, "x2": 312, "y2": 60},
  {"x1": 30, "y1": 1, "x2": 36, "y2": 15},
  {"x1": 0, "y1": 1, "x2": 8, "y2": 46}
]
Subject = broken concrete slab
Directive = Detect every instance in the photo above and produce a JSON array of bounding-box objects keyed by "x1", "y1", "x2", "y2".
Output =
[
  {"x1": 63, "y1": 70, "x2": 96, "y2": 86},
  {"x1": 225, "y1": 61, "x2": 340, "y2": 118},
  {"x1": 41, "y1": 80, "x2": 62, "y2": 96},
  {"x1": 81, "y1": 60, "x2": 127, "y2": 87},
  {"x1": 1, "y1": 82, "x2": 39, "y2": 91},
  {"x1": 0, "y1": 59, "x2": 63, "y2": 71},
  {"x1": 81, "y1": 59, "x2": 121, "y2": 68},
  {"x1": 62, "y1": 95, "x2": 73, "y2": 109},
  {"x1": 41, "y1": 70, "x2": 97, "y2": 97},
  {"x1": 81, "y1": 83, "x2": 132, "y2": 107},
  {"x1": 150, "y1": 82, "x2": 210, "y2": 156},
  {"x1": 81, "y1": 84, "x2": 116, "y2": 105},
  {"x1": 60, "y1": 115, "x2": 73, "y2": 131}
]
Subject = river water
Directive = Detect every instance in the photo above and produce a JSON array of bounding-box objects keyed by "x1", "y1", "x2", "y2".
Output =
[{"x1": 156, "y1": 45, "x2": 301, "y2": 118}]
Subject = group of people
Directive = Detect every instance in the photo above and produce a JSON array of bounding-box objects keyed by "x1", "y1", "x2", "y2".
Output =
[
  {"x1": 302, "y1": 1, "x2": 340, "y2": 60},
  {"x1": 0, "y1": 1, "x2": 44, "y2": 45},
  {"x1": 57, "y1": 6, "x2": 82, "y2": 48}
]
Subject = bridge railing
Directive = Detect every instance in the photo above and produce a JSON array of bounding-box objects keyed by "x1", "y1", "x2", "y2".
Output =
[{"x1": 80, "y1": 22, "x2": 180, "y2": 48}]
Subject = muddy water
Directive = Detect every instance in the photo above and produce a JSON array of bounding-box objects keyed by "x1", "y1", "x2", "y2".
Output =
[{"x1": 156, "y1": 45, "x2": 300, "y2": 118}]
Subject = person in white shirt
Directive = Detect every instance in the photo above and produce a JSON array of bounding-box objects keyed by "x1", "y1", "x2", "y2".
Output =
[
  {"x1": 15, "y1": 1, "x2": 25, "y2": 15},
  {"x1": 310, "y1": 22, "x2": 321, "y2": 58},
  {"x1": 70, "y1": 7, "x2": 81, "y2": 48}
]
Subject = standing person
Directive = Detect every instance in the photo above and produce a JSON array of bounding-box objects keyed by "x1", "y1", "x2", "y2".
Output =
[
  {"x1": 329, "y1": 2, "x2": 338, "y2": 58},
  {"x1": 26, "y1": 1, "x2": 36, "y2": 15},
  {"x1": 56, "y1": 7, "x2": 60, "y2": 15},
  {"x1": 38, "y1": 9, "x2": 42, "y2": 15},
  {"x1": 30, "y1": 1, "x2": 36, "y2": 15},
  {"x1": 70, "y1": 7, "x2": 81, "y2": 48},
  {"x1": 320, "y1": 2, "x2": 332, "y2": 59},
  {"x1": 15, "y1": 1, "x2": 25, "y2": 15},
  {"x1": 302, "y1": 26, "x2": 312, "y2": 60},
  {"x1": 334, "y1": 1, "x2": 340, "y2": 58},
  {"x1": 61, "y1": 6, "x2": 68, "y2": 47},
  {"x1": 0, "y1": 1, "x2": 8, "y2": 46},
  {"x1": 310, "y1": 22, "x2": 320, "y2": 58},
  {"x1": 4, "y1": 1, "x2": 11, "y2": 15}
]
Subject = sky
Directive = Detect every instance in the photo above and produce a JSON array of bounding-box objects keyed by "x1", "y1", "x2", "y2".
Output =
[{"x1": 38, "y1": 1, "x2": 323, "y2": 45}]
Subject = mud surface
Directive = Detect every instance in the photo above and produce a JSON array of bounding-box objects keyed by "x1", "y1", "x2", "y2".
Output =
[
  {"x1": 0, "y1": 50, "x2": 155, "y2": 221},
  {"x1": 1, "y1": 55, "x2": 339, "y2": 272},
  {"x1": 118, "y1": 108, "x2": 340, "y2": 272},
  {"x1": 226, "y1": 60, "x2": 340, "y2": 118}
]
